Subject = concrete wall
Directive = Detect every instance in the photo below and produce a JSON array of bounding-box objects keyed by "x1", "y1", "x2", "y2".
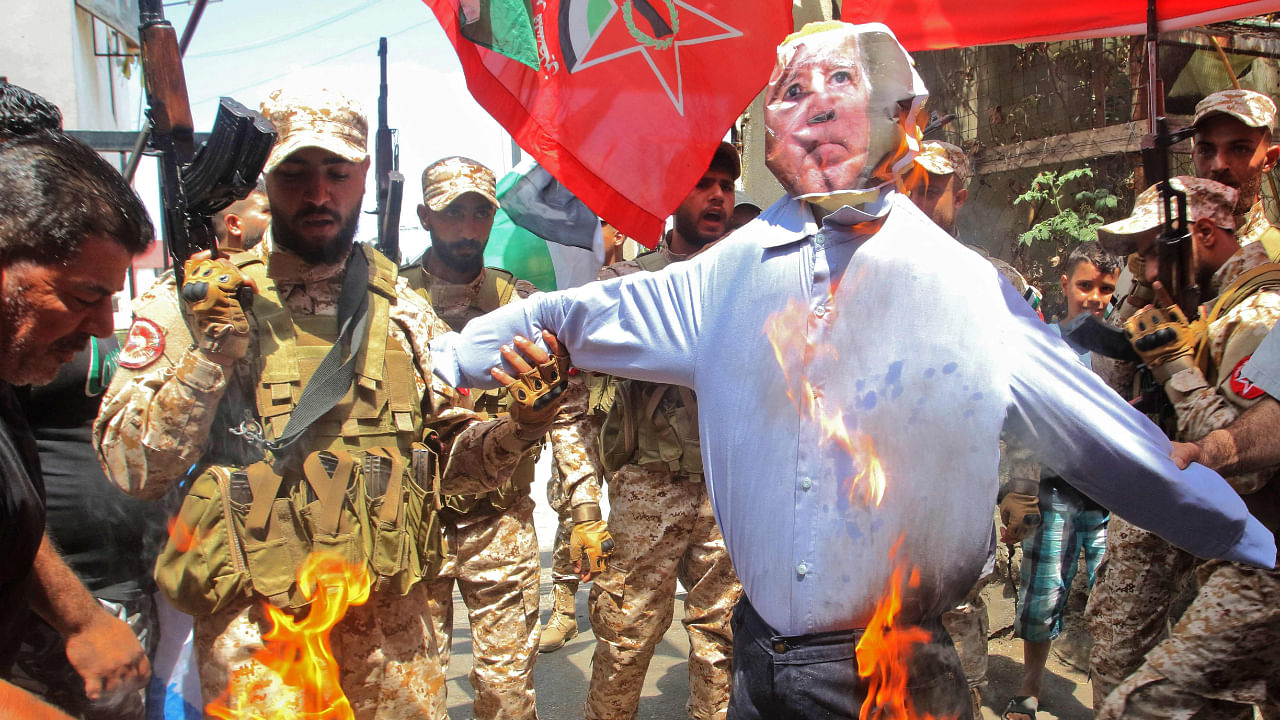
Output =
[{"x1": 2, "y1": 2, "x2": 138, "y2": 131}]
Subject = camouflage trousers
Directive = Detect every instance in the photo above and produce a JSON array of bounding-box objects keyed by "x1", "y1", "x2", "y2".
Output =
[
  {"x1": 941, "y1": 581, "x2": 989, "y2": 689},
  {"x1": 194, "y1": 582, "x2": 447, "y2": 719},
  {"x1": 587, "y1": 464, "x2": 742, "y2": 720},
  {"x1": 546, "y1": 463, "x2": 577, "y2": 585},
  {"x1": 1096, "y1": 561, "x2": 1280, "y2": 719},
  {"x1": 1086, "y1": 515, "x2": 1198, "y2": 707},
  {"x1": 426, "y1": 494, "x2": 541, "y2": 720}
]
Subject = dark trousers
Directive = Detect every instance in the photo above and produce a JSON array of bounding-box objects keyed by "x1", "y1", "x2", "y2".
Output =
[{"x1": 727, "y1": 596, "x2": 972, "y2": 720}]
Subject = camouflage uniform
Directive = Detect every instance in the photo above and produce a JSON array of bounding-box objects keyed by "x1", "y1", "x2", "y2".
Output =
[
  {"x1": 409, "y1": 260, "x2": 597, "y2": 719},
  {"x1": 541, "y1": 374, "x2": 604, "y2": 649},
  {"x1": 1091, "y1": 177, "x2": 1280, "y2": 718},
  {"x1": 585, "y1": 247, "x2": 743, "y2": 720},
  {"x1": 93, "y1": 94, "x2": 537, "y2": 719}
]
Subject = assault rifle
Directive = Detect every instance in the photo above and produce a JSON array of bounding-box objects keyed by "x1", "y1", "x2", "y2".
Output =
[
  {"x1": 374, "y1": 37, "x2": 405, "y2": 264},
  {"x1": 136, "y1": 0, "x2": 275, "y2": 280},
  {"x1": 1145, "y1": 118, "x2": 1200, "y2": 318}
]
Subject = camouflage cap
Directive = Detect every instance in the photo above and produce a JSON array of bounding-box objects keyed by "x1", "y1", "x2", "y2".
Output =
[
  {"x1": 260, "y1": 87, "x2": 367, "y2": 173},
  {"x1": 914, "y1": 140, "x2": 970, "y2": 185},
  {"x1": 421, "y1": 156, "x2": 499, "y2": 211},
  {"x1": 1193, "y1": 89, "x2": 1276, "y2": 131},
  {"x1": 1096, "y1": 176, "x2": 1237, "y2": 255}
]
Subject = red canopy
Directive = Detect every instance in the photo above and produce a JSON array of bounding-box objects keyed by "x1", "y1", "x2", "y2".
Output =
[{"x1": 842, "y1": 0, "x2": 1280, "y2": 51}]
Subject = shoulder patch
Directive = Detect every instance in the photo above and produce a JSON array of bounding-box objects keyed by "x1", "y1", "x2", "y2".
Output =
[
  {"x1": 1229, "y1": 355, "x2": 1266, "y2": 400},
  {"x1": 118, "y1": 318, "x2": 166, "y2": 369}
]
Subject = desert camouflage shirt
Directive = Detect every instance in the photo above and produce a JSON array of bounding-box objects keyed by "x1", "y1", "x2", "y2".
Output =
[
  {"x1": 410, "y1": 263, "x2": 603, "y2": 511},
  {"x1": 1236, "y1": 201, "x2": 1275, "y2": 249},
  {"x1": 1164, "y1": 241, "x2": 1280, "y2": 495},
  {"x1": 94, "y1": 234, "x2": 537, "y2": 500}
]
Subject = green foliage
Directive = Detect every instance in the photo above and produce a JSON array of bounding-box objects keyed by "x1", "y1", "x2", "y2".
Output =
[{"x1": 1013, "y1": 167, "x2": 1118, "y2": 248}]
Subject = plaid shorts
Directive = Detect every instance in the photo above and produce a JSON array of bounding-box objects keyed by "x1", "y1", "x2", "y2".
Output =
[{"x1": 1014, "y1": 482, "x2": 1108, "y2": 643}]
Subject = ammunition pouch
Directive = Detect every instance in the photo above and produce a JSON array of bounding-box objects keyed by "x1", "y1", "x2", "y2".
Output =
[
  {"x1": 598, "y1": 379, "x2": 701, "y2": 478},
  {"x1": 154, "y1": 442, "x2": 442, "y2": 616}
]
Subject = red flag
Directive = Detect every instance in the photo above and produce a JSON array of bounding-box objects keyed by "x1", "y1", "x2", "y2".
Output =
[
  {"x1": 423, "y1": 0, "x2": 793, "y2": 246},
  {"x1": 842, "y1": 0, "x2": 1280, "y2": 51}
]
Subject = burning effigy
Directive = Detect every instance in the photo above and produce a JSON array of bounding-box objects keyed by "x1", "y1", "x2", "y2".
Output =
[{"x1": 431, "y1": 19, "x2": 1273, "y2": 719}]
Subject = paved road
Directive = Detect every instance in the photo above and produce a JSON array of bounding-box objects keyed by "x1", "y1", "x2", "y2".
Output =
[{"x1": 439, "y1": 457, "x2": 1095, "y2": 719}]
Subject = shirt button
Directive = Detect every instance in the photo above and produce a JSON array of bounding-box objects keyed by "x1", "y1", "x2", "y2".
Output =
[
  {"x1": 801, "y1": 478, "x2": 813, "y2": 490},
  {"x1": 796, "y1": 562, "x2": 808, "y2": 577},
  {"x1": 773, "y1": 641, "x2": 788, "y2": 654},
  {"x1": 814, "y1": 306, "x2": 827, "y2": 318}
]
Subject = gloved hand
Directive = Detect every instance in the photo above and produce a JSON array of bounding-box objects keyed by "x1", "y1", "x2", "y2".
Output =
[
  {"x1": 493, "y1": 331, "x2": 571, "y2": 428},
  {"x1": 998, "y1": 492, "x2": 1041, "y2": 543},
  {"x1": 1125, "y1": 252, "x2": 1155, "y2": 307},
  {"x1": 181, "y1": 255, "x2": 255, "y2": 364},
  {"x1": 1124, "y1": 304, "x2": 1204, "y2": 382},
  {"x1": 569, "y1": 504, "x2": 614, "y2": 579}
]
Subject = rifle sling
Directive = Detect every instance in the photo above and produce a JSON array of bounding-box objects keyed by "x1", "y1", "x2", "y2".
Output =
[
  {"x1": 266, "y1": 249, "x2": 371, "y2": 459},
  {"x1": 1194, "y1": 261, "x2": 1280, "y2": 378}
]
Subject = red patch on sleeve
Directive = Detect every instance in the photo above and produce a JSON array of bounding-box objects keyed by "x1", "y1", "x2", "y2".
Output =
[
  {"x1": 117, "y1": 318, "x2": 165, "y2": 369},
  {"x1": 1228, "y1": 355, "x2": 1266, "y2": 400}
]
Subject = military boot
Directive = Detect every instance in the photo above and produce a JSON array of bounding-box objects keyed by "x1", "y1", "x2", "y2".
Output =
[{"x1": 539, "y1": 581, "x2": 579, "y2": 653}]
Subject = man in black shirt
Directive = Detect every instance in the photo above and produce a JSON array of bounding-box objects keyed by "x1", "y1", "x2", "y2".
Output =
[{"x1": 0, "y1": 126, "x2": 155, "y2": 717}]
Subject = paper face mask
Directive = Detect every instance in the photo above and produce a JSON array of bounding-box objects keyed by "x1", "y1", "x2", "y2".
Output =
[{"x1": 764, "y1": 22, "x2": 927, "y2": 208}]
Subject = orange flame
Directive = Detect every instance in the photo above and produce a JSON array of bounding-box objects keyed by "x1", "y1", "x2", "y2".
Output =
[
  {"x1": 166, "y1": 515, "x2": 202, "y2": 553},
  {"x1": 206, "y1": 552, "x2": 372, "y2": 720},
  {"x1": 763, "y1": 296, "x2": 886, "y2": 506},
  {"x1": 856, "y1": 539, "x2": 952, "y2": 720}
]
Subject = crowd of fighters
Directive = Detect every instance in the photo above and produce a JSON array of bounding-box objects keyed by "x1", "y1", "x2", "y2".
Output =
[{"x1": 1, "y1": 18, "x2": 1278, "y2": 720}]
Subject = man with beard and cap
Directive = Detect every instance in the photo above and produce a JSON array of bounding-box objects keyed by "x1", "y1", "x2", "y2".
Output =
[
  {"x1": 1087, "y1": 177, "x2": 1280, "y2": 719},
  {"x1": 426, "y1": 22, "x2": 1275, "y2": 719},
  {"x1": 1192, "y1": 89, "x2": 1280, "y2": 257},
  {"x1": 0, "y1": 129, "x2": 154, "y2": 719},
  {"x1": 403, "y1": 156, "x2": 601, "y2": 719},
  {"x1": 93, "y1": 87, "x2": 568, "y2": 718},
  {"x1": 569, "y1": 141, "x2": 743, "y2": 720}
]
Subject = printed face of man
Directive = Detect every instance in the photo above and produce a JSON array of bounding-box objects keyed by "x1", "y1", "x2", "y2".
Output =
[
  {"x1": 266, "y1": 146, "x2": 369, "y2": 265},
  {"x1": 418, "y1": 192, "x2": 496, "y2": 277},
  {"x1": 1060, "y1": 261, "x2": 1117, "y2": 321},
  {"x1": 0, "y1": 234, "x2": 131, "y2": 386},
  {"x1": 1193, "y1": 115, "x2": 1279, "y2": 213},
  {"x1": 764, "y1": 30, "x2": 871, "y2": 198}
]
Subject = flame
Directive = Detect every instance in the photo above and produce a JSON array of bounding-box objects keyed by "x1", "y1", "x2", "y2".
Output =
[
  {"x1": 206, "y1": 552, "x2": 372, "y2": 720},
  {"x1": 166, "y1": 515, "x2": 201, "y2": 553},
  {"x1": 856, "y1": 538, "x2": 951, "y2": 720},
  {"x1": 763, "y1": 296, "x2": 886, "y2": 506}
]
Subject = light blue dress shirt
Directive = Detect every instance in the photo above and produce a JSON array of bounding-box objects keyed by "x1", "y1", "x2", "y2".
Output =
[
  {"x1": 1243, "y1": 325, "x2": 1280, "y2": 399},
  {"x1": 431, "y1": 191, "x2": 1275, "y2": 636}
]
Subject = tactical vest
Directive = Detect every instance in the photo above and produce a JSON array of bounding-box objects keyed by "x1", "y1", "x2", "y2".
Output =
[
  {"x1": 154, "y1": 245, "x2": 442, "y2": 616},
  {"x1": 1258, "y1": 226, "x2": 1280, "y2": 263},
  {"x1": 408, "y1": 265, "x2": 538, "y2": 515},
  {"x1": 595, "y1": 251, "x2": 704, "y2": 478}
]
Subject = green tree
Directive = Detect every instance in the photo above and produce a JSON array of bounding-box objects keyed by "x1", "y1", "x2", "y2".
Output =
[{"x1": 1014, "y1": 167, "x2": 1119, "y2": 249}]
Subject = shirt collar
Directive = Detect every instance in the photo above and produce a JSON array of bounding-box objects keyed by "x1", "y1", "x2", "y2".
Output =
[{"x1": 758, "y1": 189, "x2": 897, "y2": 249}]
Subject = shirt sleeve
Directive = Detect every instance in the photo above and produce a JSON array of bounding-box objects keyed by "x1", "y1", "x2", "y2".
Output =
[
  {"x1": 430, "y1": 259, "x2": 707, "y2": 391},
  {"x1": 546, "y1": 376, "x2": 604, "y2": 509},
  {"x1": 94, "y1": 347, "x2": 228, "y2": 500},
  {"x1": 1163, "y1": 291, "x2": 1280, "y2": 494},
  {"x1": 1000, "y1": 280, "x2": 1275, "y2": 568},
  {"x1": 1242, "y1": 312, "x2": 1280, "y2": 399}
]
